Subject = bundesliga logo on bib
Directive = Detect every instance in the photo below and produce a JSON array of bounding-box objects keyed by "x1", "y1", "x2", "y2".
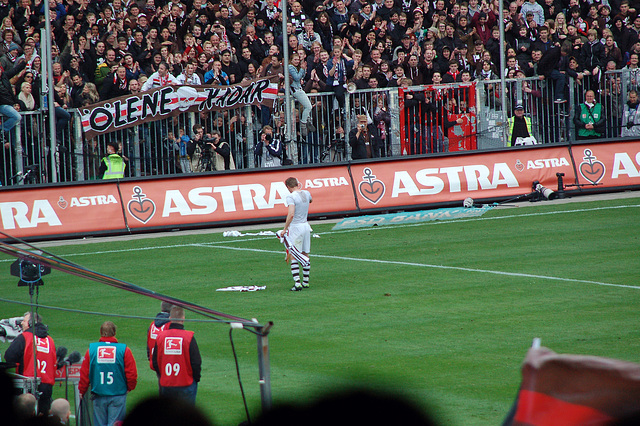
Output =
[
  {"x1": 97, "y1": 346, "x2": 117, "y2": 363},
  {"x1": 164, "y1": 337, "x2": 183, "y2": 355},
  {"x1": 36, "y1": 338, "x2": 50, "y2": 354},
  {"x1": 149, "y1": 324, "x2": 162, "y2": 339}
]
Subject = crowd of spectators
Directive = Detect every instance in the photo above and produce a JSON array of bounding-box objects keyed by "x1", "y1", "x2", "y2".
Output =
[{"x1": 1, "y1": 0, "x2": 639, "y2": 174}]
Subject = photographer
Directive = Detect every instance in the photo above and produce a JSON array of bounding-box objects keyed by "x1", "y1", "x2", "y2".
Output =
[
  {"x1": 255, "y1": 125, "x2": 283, "y2": 168},
  {"x1": 349, "y1": 115, "x2": 381, "y2": 160},
  {"x1": 206, "y1": 130, "x2": 235, "y2": 171}
]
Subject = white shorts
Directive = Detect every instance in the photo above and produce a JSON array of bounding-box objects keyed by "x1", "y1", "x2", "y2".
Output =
[{"x1": 288, "y1": 223, "x2": 311, "y2": 253}]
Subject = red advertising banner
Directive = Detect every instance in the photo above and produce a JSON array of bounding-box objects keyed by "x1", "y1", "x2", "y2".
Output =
[
  {"x1": 351, "y1": 145, "x2": 574, "y2": 209},
  {"x1": 118, "y1": 166, "x2": 357, "y2": 229},
  {"x1": 571, "y1": 142, "x2": 640, "y2": 188},
  {"x1": 0, "y1": 183, "x2": 127, "y2": 239},
  {"x1": 1, "y1": 141, "x2": 638, "y2": 240}
]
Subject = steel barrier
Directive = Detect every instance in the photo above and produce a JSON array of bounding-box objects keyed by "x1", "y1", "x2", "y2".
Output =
[{"x1": 0, "y1": 70, "x2": 631, "y2": 187}]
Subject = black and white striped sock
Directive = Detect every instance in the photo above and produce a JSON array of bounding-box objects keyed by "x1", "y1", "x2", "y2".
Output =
[
  {"x1": 302, "y1": 264, "x2": 310, "y2": 287},
  {"x1": 290, "y1": 260, "x2": 301, "y2": 286}
]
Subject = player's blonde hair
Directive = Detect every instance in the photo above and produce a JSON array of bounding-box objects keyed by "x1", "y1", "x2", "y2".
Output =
[{"x1": 101, "y1": 321, "x2": 116, "y2": 337}]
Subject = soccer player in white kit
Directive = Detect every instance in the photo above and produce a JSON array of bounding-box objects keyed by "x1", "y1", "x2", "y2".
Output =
[{"x1": 282, "y1": 177, "x2": 312, "y2": 291}]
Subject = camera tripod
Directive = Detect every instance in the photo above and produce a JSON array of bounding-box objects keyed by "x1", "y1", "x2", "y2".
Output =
[
  {"x1": 10, "y1": 164, "x2": 39, "y2": 185},
  {"x1": 320, "y1": 140, "x2": 345, "y2": 163},
  {"x1": 197, "y1": 150, "x2": 214, "y2": 172}
]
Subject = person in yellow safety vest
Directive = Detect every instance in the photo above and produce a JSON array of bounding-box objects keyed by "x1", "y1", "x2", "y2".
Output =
[
  {"x1": 507, "y1": 103, "x2": 534, "y2": 146},
  {"x1": 99, "y1": 141, "x2": 126, "y2": 179}
]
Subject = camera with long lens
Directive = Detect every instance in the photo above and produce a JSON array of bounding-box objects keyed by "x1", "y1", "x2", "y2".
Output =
[
  {"x1": 198, "y1": 136, "x2": 216, "y2": 158},
  {"x1": 198, "y1": 136, "x2": 215, "y2": 146}
]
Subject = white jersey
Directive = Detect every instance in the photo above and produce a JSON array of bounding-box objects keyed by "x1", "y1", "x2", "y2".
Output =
[{"x1": 285, "y1": 190, "x2": 311, "y2": 224}]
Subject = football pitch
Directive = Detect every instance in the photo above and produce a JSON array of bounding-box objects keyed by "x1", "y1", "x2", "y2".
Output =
[{"x1": 1, "y1": 193, "x2": 639, "y2": 425}]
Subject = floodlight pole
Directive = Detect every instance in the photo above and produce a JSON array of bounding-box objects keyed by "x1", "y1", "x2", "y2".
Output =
[
  {"x1": 256, "y1": 322, "x2": 273, "y2": 412},
  {"x1": 499, "y1": 0, "x2": 508, "y2": 146},
  {"x1": 43, "y1": 3, "x2": 58, "y2": 182}
]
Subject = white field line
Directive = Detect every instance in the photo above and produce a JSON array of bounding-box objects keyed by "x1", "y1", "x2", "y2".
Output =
[
  {"x1": 2, "y1": 204, "x2": 638, "y2": 290},
  {"x1": 189, "y1": 244, "x2": 640, "y2": 290}
]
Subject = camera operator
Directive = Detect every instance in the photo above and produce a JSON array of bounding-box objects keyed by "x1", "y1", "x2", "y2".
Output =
[
  {"x1": 190, "y1": 124, "x2": 207, "y2": 171},
  {"x1": 4, "y1": 312, "x2": 56, "y2": 416},
  {"x1": 255, "y1": 125, "x2": 282, "y2": 168},
  {"x1": 206, "y1": 130, "x2": 236, "y2": 171},
  {"x1": 349, "y1": 115, "x2": 381, "y2": 160}
]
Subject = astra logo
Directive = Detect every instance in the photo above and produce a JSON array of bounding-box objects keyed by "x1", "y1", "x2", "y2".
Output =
[
  {"x1": 0, "y1": 200, "x2": 62, "y2": 229},
  {"x1": 304, "y1": 177, "x2": 350, "y2": 188},
  {"x1": 392, "y1": 163, "x2": 520, "y2": 196},
  {"x1": 67, "y1": 195, "x2": 119, "y2": 207},
  {"x1": 526, "y1": 157, "x2": 571, "y2": 169},
  {"x1": 161, "y1": 182, "x2": 290, "y2": 216}
]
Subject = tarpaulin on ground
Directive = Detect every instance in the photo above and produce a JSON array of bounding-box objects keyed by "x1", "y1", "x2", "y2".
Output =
[
  {"x1": 80, "y1": 76, "x2": 278, "y2": 139},
  {"x1": 503, "y1": 347, "x2": 640, "y2": 426}
]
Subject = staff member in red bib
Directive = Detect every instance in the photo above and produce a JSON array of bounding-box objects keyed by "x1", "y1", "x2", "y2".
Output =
[
  {"x1": 147, "y1": 301, "x2": 173, "y2": 370},
  {"x1": 152, "y1": 306, "x2": 202, "y2": 404},
  {"x1": 4, "y1": 312, "x2": 56, "y2": 415}
]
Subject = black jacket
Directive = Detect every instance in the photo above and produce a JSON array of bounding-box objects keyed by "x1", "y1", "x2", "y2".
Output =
[
  {"x1": 100, "y1": 73, "x2": 130, "y2": 101},
  {"x1": 4, "y1": 323, "x2": 50, "y2": 371},
  {"x1": 538, "y1": 46, "x2": 569, "y2": 78},
  {"x1": 349, "y1": 123, "x2": 381, "y2": 160},
  {"x1": 0, "y1": 58, "x2": 25, "y2": 106},
  {"x1": 146, "y1": 311, "x2": 170, "y2": 359}
]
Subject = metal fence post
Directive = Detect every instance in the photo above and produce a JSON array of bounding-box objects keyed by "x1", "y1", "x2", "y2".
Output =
[
  {"x1": 132, "y1": 125, "x2": 141, "y2": 177},
  {"x1": 257, "y1": 322, "x2": 273, "y2": 413},
  {"x1": 73, "y1": 111, "x2": 85, "y2": 181},
  {"x1": 245, "y1": 105, "x2": 255, "y2": 169},
  {"x1": 568, "y1": 79, "x2": 576, "y2": 142},
  {"x1": 15, "y1": 117, "x2": 24, "y2": 182},
  {"x1": 344, "y1": 93, "x2": 351, "y2": 160},
  {"x1": 388, "y1": 89, "x2": 401, "y2": 157}
]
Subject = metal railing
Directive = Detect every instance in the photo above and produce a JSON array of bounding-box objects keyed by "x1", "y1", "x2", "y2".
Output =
[{"x1": 0, "y1": 69, "x2": 632, "y2": 187}]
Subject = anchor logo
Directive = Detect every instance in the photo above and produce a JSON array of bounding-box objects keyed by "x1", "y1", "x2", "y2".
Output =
[
  {"x1": 127, "y1": 186, "x2": 156, "y2": 224},
  {"x1": 358, "y1": 168, "x2": 386, "y2": 204},
  {"x1": 579, "y1": 149, "x2": 606, "y2": 185}
]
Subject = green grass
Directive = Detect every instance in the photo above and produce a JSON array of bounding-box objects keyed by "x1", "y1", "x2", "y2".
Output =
[{"x1": 1, "y1": 196, "x2": 639, "y2": 425}]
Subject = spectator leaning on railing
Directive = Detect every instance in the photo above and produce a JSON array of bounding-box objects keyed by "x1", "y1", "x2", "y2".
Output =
[{"x1": 0, "y1": 57, "x2": 25, "y2": 147}]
